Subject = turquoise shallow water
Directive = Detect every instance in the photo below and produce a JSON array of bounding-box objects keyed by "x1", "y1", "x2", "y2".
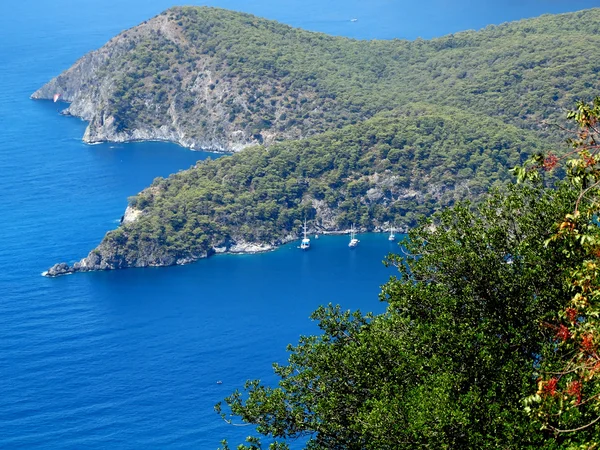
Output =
[{"x1": 1, "y1": 0, "x2": 598, "y2": 448}]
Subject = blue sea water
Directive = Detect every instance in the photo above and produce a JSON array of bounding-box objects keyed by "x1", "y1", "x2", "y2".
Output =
[{"x1": 1, "y1": 0, "x2": 598, "y2": 448}]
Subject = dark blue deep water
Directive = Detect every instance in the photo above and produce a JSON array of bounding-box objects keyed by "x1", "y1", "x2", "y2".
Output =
[{"x1": 1, "y1": 1, "x2": 598, "y2": 448}]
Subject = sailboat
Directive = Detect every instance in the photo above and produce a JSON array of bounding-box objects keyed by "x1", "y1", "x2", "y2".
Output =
[
  {"x1": 348, "y1": 224, "x2": 359, "y2": 248},
  {"x1": 300, "y1": 219, "x2": 311, "y2": 250},
  {"x1": 388, "y1": 225, "x2": 396, "y2": 242}
]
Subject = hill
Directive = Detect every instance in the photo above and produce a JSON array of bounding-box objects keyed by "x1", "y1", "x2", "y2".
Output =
[
  {"x1": 38, "y1": 6, "x2": 600, "y2": 274},
  {"x1": 33, "y1": 6, "x2": 600, "y2": 151},
  {"x1": 45, "y1": 105, "x2": 554, "y2": 275}
]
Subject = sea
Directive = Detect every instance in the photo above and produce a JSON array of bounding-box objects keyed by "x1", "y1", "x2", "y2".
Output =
[{"x1": 1, "y1": 0, "x2": 598, "y2": 448}]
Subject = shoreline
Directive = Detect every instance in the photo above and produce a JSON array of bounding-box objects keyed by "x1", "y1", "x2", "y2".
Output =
[
  {"x1": 30, "y1": 97, "x2": 254, "y2": 154},
  {"x1": 43, "y1": 230, "x2": 403, "y2": 277}
]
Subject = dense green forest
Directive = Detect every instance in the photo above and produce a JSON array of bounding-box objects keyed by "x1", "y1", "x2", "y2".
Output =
[
  {"x1": 166, "y1": 5, "x2": 600, "y2": 133},
  {"x1": 79, "y1": 105, "x2": 557, "y2": 270}
]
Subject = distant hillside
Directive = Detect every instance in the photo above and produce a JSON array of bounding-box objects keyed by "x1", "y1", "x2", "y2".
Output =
[
  {"x1": 45, "y1": 106, "x2": 555, "y2": 275},
  {"x1": 33, "y1": 6, "x2": 600, "y2": 151}
]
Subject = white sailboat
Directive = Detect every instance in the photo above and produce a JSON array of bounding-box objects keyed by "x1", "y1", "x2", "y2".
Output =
[
  {"x1": 348, "y1": 224, "x2": 359, "y2": 248},
  {"x1": 300, "y1": 219, "x2": 311, "y2": 250},
  {"x1": 388, "y1": 225, "x2": 396, "y2": 242}
]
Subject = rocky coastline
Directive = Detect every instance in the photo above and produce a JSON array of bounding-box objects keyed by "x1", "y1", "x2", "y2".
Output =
[
  {"x1": 43, "y1": 212, "x2": 397, "y2": 277},
  {"x1": 44, "y1": 239, "x2": 282, "y2": 277},
  {"x1": 31, "y1": 94, "x2": 257, "y2": 153},
  {"x1": 44, "y1": 203, "x2": 289, "y2": 277},
  {"x1": 43, "y1": 227, "x2": 403, "y2": 277}
]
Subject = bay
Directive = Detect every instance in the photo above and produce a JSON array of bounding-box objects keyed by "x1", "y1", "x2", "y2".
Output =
[{"x1": 1, "y1": 0, "x2": 597, "y2": 448}]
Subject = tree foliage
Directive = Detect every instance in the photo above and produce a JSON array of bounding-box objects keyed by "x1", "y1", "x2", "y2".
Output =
[{"x1": 216, "y1": 181, "x2": 582, "y2": 448}]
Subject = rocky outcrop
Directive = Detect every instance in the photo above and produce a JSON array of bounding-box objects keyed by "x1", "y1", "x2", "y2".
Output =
[
  {"x1": 227, "y1": 242, "x2": 274, "y2": 254},
  {"x1": 45, "y1": 263, "x2": 75, "y2": 277},
  {"x1": 121, "y1": 206, "x2": 143, "y2": 224},
  {"x1": 30, "y1": 15, "x2": 245, "y2": 151}
]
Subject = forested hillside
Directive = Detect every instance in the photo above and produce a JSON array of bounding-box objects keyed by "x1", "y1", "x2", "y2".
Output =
[
  {"x1": 40, "y1": 6, "x2": 600, "y2": 274},
  {"x1": 34, "y1": 7, "x2": 600, "y2": 150},
  {"x1": 46, "y1": 105, "x2": 556, "y2": 274}
]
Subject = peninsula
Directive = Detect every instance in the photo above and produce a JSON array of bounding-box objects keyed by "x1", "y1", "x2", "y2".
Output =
[{"x1": 37, "y1": 6, "x2": 600, "y2": 275}]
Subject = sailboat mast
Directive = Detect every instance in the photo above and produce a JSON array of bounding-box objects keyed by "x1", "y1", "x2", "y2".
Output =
[{"x1": 300, "y1": 218, "x2": 311, "y2": 250}]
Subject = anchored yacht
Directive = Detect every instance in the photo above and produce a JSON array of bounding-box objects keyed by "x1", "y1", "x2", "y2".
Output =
[
  {"x1": 389, "y1": 225, "x2": 396, "y2": 242},
  {"x1": 349, "y1": 224, "x2": 359, "y2": 248},
  {"x1": 300, "y1": 219, "x2": 310, "y2": 250}
]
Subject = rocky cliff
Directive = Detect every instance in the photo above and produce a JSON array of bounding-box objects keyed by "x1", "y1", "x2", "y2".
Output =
[{"x1": 45, "y1": 227, "x2": 281, "y2": 277}]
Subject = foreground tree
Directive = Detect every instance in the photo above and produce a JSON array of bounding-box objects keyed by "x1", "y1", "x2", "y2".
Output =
[{"x1": 217, "y1": 178, "x2": 582, "y2": 448}]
